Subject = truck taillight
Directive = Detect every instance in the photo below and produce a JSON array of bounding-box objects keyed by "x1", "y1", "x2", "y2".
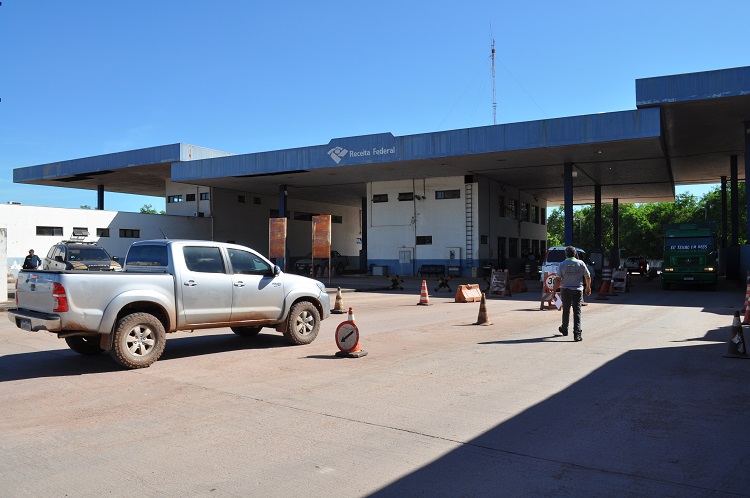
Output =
[{"x1": 52, "y1": 282, "x2": 68, "y2": 312}]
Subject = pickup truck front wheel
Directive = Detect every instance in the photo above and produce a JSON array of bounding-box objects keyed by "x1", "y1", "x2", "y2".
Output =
[
  {"x1": 283, "y1": 301, "x2": 320, "y2": 345},
  {"x1": 65, "y1": 336, "x2": 104, "y2": 355},
  {"x1": 111, "y1": 312, "x2": 167, "y2": 369}
]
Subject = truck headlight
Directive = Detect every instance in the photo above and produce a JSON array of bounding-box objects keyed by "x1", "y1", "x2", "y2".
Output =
[{"x1": 704, "y1": 267, "x2": 714, "y2": 272}]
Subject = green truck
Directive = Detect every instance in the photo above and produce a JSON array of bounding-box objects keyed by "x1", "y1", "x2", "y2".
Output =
[{"x1": 662, "y1": 222, "x2": 719, "y2": 290}]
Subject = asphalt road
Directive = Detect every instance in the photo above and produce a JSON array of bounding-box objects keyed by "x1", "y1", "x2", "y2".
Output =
[{"x1": 1, "y1": 276, "x2": 749, "y2": 497}]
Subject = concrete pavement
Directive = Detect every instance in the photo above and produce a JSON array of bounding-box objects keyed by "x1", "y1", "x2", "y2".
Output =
[{"x1": 1, "y1": 275, "x2": 749, "y2": 496}]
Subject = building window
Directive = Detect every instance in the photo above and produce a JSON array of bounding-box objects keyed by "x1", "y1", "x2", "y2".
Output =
[
  {"x1": 540, "y1": 240, "x2": 547, "y2": 254},
  {"x1": 521, "y1": 238, "x2": 530, "y2": 256},
  {"x1": 254, "y1": 197, "x2": 262, "y2": 205},
  {"x1": 186, "y1": 193, "x2": 196, "y2": 202},
  {"x1": 507, "y1": 199, "x2": 517, "y2": 220},
  {"x1": 372, "y1": 194, "x2": 388, "y2": 203},
  {"x1": 36, "y1": 226, "x2": 63, "y2": 236},
  {"x1": 435, "y1": 189, "x2": 460, "y2": 200},
  {"x1": 97, "y1": 228, "x2": 110, "y2": 237},
  {"x1": 499, "y1": 196, "x2": 505, "y2": 217},
  {"x1": 541, "y1": 208, "x2": 546, "y2": 225},
  {"x1": 531, "y1": 205, "x2": 539, "y2": 224},
  {"x1": 521, "y1": 202, "x2": 529, "y2": 222},
  {"x1": 531, "y1": 239, "x2": 539, "y2": 256},
  {"x1": 120, "y1": 229, "x2": 140, "y2": 238},
  {"x1": 398, "y1": 192, "x2": 414, "y2": 201},
  {"x1": 480, "y1": 235, "x2": 488, "y2": 244},
  {"x1": 200, "y1": 192, "x2": 209, "y2": 201},
  {"x1": 332, "y1": 215, "x2": 343, "y2": 224},
  {"x1": 238, "y1": 195, "x2": 246, "y2": 203},
  {"x1": 167, "y1": 195, "x2": 182, "y2": 203},
  {"x1": 416, "y1": 236, "x2": 432, "y2": 245},
  {"x1": 508, "y1": 238, "x2": 518, "y2": 258}
]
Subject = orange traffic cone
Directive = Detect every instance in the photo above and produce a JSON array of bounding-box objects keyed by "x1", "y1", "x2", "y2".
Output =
[
  {"x1": 743, "y1": 308, "x2": 750, "y2": 326},
  {"x1": 724, "y1": 311, "x2": 750, "y2": 359},
  {"x1": 331, "y1": 287, "x2": 346, "y2": 314},
  {"x1": 595, "y1": 279, "x2": 609, "y2": 300},
  {"x1": 348, "y1": 307, "x2": 355, "y2": 323},
  {"x1": 474, "y1": 293, "x2": 492, "y2": 325},
  {"x1": 417, "y1": 280, "x2": 431, "y2": 305}
]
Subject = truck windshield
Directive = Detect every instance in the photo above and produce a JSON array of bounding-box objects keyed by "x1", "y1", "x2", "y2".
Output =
[
  {"x1": 70, "y1": 248, "x2": 111, "y2": 261},
  {"x1": 666, "y1": 237, "x2": 715, "y2": 252},
  {"x1": 126, "y1": 245, "x2": 169, "y2": 266}
]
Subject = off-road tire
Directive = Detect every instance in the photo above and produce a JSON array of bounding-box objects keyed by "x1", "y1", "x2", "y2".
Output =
[
  {"x1": 110, "y1": 312, "x2": 166, "y2": 369},
  {"x1": 65, "y1": 336, "x2": 104, "y2": 355},
  {"x1": 283, "y1": 301, "x2": 320, "y2": 345},
  {"x1": 231, "y1": 326, "x2": 262, "y2": 337}
]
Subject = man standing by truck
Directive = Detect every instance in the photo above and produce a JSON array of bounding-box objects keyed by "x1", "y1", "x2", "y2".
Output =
[
  {"x1": 554, "y1": 246, "x2": 592, "y2": 342},
  {"x1": 22, "y1": 249, "x2": 41, "y2": 269}
]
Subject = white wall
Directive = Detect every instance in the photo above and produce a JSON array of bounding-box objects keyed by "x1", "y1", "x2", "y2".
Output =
[
  {"x1": 367, "y1": 175, "x2": 548, "y2": 274},
  {"x1": 164, "y1": 180, "x2": 213, "y2": 217},
  {"x1": 1, "y1": 204, "x2": 211, "y2": 277},
  {"x1": 368, "y1": 177, "x2": 469, "y2": 267},
  {"x1": 0, "y1": 228, "x2": 7, "y2": 301}
]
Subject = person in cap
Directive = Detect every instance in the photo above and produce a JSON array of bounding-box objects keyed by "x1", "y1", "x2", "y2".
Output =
[
  {"x1": 553, "y1": 246, "x2": 591, "y2": 342},
  {"x1": 22, "y1": 249, "x2": 42, "y2": 270}
]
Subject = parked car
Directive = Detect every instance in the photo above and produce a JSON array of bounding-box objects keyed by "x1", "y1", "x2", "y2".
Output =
[
  {"x1": 11, "y1": 239, "x2": 330, "y2": 369},
  {"x1": 623, "y1": 256, "x2": 648, "y2": 274},
  {"x1": 295, "y1": 250, "x2": 350, "y2": 275},
  {"x1": 540, "y1": 246, "x2": 596, "y2": 281},
  {"x1": 43, "y1": 241, "x2": 122, "y2": 271}
]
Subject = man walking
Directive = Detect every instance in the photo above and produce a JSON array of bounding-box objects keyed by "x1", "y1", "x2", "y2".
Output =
[{"x1": 554, "y1": 246, "x2": 591, "y2": 342}]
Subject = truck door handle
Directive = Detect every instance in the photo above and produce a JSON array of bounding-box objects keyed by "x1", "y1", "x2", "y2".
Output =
[
  {"x1": 184, "y1": 280, "x2": 197, "y2": 287},
  {"x1": 234, "y1": 281, "x2": 245, "y2": 287}
]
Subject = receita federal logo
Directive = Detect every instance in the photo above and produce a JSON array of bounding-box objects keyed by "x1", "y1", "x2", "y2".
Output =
[
  {"x1": 327, "y1": 146, "x2": 348, "y2": 164},
  {"x1": 327, "y1": 144, "x2": 397, "y2": 164}
]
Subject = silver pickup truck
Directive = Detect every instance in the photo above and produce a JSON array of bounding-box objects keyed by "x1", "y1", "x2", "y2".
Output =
[{"x1": 9, "y1": 239, "x2": 330, "y2": 369}]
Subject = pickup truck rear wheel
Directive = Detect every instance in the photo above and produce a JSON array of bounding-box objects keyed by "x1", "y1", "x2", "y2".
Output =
[
  {"x1": 65, "y1": 336, "x2": 104, "y2": 355},
  {"x1": 110, "y1": 312, "x2": 166, "y2": 369},
  {"x1": 283, "y1": 301, "x2": 320, "y2": 345},
  {"x1": 231, "y1": 326, "x2": 262, "y2": 337}
]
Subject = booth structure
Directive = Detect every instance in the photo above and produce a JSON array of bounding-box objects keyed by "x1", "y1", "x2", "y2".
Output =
[{"x1": 9, "y1": 66, "x2": 750, "y2": 278}]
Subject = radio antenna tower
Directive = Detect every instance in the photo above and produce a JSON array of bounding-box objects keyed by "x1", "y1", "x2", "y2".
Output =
[{"x1": 490, "y1": 29, "x2": 497, "y2": 125}]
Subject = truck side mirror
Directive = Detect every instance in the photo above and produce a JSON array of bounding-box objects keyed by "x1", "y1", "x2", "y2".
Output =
[
  {"x1": 273, "y1": 265, "x2": 281, "y2": 276},
  {"x1": 112, "y1": 256, "x2": 120, "y2": 262}
]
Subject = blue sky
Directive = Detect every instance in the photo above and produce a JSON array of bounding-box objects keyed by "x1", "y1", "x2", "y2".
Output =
[{"x1": 1, "y1": 1, "x2": 746, "y2": 212}]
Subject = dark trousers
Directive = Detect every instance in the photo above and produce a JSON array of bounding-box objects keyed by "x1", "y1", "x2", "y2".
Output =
[{"x1": 560, "y1": 288, "x2": 583, "y2": 334}]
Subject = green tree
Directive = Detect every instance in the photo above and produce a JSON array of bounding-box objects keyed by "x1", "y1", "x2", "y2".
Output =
[
  {"x1": 546, "y1": 192, "x2": 720, "y2": 258},
  {"x1": 140, "y1": 204, "x2": 158, "y2": 214},
  {"x1": 80, "y1": 205, "x2": 92, "y2": 209}
]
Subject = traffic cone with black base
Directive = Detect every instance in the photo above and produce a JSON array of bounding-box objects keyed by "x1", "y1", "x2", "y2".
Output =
[
  {"x1": 723, "y1": 311, "x2": 750, "y2": 359},
  {"x1": 418, "y1": 280, "x2": 431, "y2": 305},
  {"x1": 474, "y1": 293, "x2": 492, "y2": 325},
  {"x1": 331, "y1": 287, "x2": 346, "y2": 314}
]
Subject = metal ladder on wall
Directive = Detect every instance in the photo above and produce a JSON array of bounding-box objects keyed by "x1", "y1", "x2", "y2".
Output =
[{"x1": 465, "y1": 183, "x2": 473, "y2": 269}]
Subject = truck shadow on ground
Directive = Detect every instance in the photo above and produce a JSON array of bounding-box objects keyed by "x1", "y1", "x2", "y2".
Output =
[
  {"x1": 0, "y1": 332, "x2": 292, "y2": 381},
  {"x1": 369, "y1": 326, "x2": 750, "y2": 497}
]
